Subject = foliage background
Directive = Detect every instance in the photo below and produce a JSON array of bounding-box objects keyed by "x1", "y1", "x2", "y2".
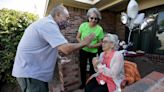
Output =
[{"x1": 0, "y1": 8, "x2": 38, "y2": 85}]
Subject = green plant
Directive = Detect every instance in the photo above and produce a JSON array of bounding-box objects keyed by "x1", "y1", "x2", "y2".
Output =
[{"x1": 0, "y1": 8, "x2": 38, "y2": 84}]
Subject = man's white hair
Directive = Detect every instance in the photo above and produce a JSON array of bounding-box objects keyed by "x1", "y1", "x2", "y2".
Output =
[{"x1": 50, "y1": 4, "x2": 68, "y2": 17}]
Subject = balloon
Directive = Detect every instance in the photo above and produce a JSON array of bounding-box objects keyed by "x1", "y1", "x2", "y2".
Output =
[
  {"x1": 127, "y1": 0, "x2": 139, "y2": 19},
  {"x1": 140, "y1": 14, "x2": 158, "y2": 30},
  {"x1": 140, "y1": 20, "x2": 148, "y2": 30},
  {"x1": 121, "y1": 12, "x2": 128, "y2": 24},
  {"x1": 133, "y1": 13, "x2": 145, "y2": 25}
]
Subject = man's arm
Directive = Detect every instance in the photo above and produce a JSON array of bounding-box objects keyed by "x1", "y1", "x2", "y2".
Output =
[
  {"x1": 87, "y1": 42, "x2": 102, "y2": 48},
  {"x1": 76, "y1": 32, "x2": 102, "y2": 48},
  {"x1": 58, "y1": 33, "x2": 95, "y2": 55},
  {"x1": 76, "y1": 32, "x2": 81, "y2": 43}
]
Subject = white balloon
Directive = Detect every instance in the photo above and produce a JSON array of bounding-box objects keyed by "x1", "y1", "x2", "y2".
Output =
[
  {"x1": 133, "y1": 13, "x2": 145, "y2": 25},
  {"x1": 140, "y1": 14, "x2": 158, "y2": 30},
  {"x1": 127, "y1": 0, "x2": 139, "y2": 19},
  {"x1": 140, "y1": 21, "x2": 148, "y2": 30},
  {"x1": 121, "y1": 12, "x2": 128, "y2": 24}
]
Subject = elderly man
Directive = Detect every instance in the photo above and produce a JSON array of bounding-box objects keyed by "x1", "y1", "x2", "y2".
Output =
[{"x1": 12, "y1": 4, "x2": 95, "y2": 92}]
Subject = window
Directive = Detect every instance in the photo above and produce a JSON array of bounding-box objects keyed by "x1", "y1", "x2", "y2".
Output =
[
  {"x1": 154, "y1": 11, "x2": 164, "y2": 54},
  {"x1": 130, "y1": 5, "x2": 164, "y2": 55}
]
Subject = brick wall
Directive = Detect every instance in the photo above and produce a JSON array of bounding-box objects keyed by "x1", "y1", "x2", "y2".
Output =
[
  {"x1": 58, "y1": 53, "x2": 80, "y2": 92},
  {"x1": 116, "y1": 14, "x2": 125, "y2": 41},
  {"x1": 60, "y1": 7, "x2": 87, "y2": 92},
  {"x1": 99, "y1": 10, "x2": 125, "y2": 40},
  {"x1": 99, "y1": 10, "x2": 116, "y2": 33},
  {"x1": 61, "y1": 7, "x2": 87, "y2": 43}
]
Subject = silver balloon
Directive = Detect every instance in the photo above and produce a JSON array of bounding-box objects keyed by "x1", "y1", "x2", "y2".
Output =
[
  {"x1": 119, "y1": 0, "x2": 158, "y2": 51},
  {"x1": 140, "y1": 21, "x2": 148, "y2": 30},
  {"x1": 127, "y1": 0, "x2": 139, "y2": 19},
  {"x1": 140, "y1": 14, "x2": 158, "y2": 30},
  {"x1": 121, "y1": 12, "x2": 128, "y2": 24},
  {"x1": 133, "y1": 13, "x2": 145, "y2": 25}
]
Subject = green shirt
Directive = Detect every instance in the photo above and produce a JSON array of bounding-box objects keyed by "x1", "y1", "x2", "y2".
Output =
[{"x1": 78, "y1": 22, "x2": 104, "y2": 53}]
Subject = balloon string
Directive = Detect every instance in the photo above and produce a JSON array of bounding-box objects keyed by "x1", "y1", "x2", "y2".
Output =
[{"x1": 128, "y1": 29, "x2": 132, "y2": 44}]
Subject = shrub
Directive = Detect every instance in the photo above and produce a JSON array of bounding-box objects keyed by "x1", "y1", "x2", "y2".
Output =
[{"x1": 0, "y1": 8, "x2": 38, "y2": 84}]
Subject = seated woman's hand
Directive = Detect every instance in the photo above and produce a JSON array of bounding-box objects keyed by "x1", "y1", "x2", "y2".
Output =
[
  {"x1": 97, "y1": 63, "x2": 106, "y2": 73},
  {"x1": 92, "y1": 57, "x2": 99, "y2": 71}
]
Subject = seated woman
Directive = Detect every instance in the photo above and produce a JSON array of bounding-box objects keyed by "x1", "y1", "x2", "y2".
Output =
[{"x1": 85, "y1": 33, "x2": 124, "y2": 92}]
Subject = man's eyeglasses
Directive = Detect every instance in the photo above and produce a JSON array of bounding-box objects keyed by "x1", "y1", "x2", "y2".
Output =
[{"x1": 89, "y1": 17, "x2": 98, "y2": 21}]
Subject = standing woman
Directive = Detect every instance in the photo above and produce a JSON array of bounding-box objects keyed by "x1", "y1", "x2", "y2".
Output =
[
  {"x1": 76, "y1": 8, "x2": 104, "y2": 89},
  {"x1": 85, "y1": 33, "x2": 124, "y2": 92}
]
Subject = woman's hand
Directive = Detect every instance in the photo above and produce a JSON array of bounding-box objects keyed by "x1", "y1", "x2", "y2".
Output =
[
  {"x1": 92, "y1": 57, "x2": 99, "y2": 71},
  {"x1": 87, "y1": 44, "x2": 94, "y2": 48},
  {"x1": 97, "y1": 63, "x2": 106, "y2": 73}
]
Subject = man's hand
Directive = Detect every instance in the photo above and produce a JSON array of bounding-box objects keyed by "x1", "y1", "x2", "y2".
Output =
[
  {"x1": 82, "y1": 33, "x2": 95, "y2": 46},
  {"x1": 58, "y1": 33, "x2": 95, "y2": 55},
  {"x1": 86, "y1": 44, "x2": 93, "y2": 48}
]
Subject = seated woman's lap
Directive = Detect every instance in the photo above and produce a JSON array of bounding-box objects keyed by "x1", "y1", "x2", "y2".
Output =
[{"x1": 85, "y1": 78, "x2": 108, "y2": 92}]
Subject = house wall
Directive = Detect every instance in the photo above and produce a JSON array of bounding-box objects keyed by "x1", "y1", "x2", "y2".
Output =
[
  {"x1": 116, "y1": 14, "x2": 126, "y2": 41},
  {"x1": 100, "y1": 10, "x2": 125, "y2": 41},
  {"x1": 99, "y1": 10, "x2": 116, "y2": 33},
  {"x1": 138, "y1": 0, "x2": 164, "y2": 10}
]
